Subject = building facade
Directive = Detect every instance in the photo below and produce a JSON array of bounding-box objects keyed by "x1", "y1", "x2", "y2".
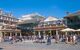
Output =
[
  {"x1": 33, "y1": 16, "x2": 66, "y2": 39},
  {"x1": 64, "y1": 11, "x2": 80, "y2": 29},
  {"x1": 0, "y1": 9, "x2": 21, "y2": 41},
  {"x1": 18, "y1": 14, "x2": 66, "y2": 38},
  {"x1": 17, "y1": 13, "x2": 44, "y2": 36}
]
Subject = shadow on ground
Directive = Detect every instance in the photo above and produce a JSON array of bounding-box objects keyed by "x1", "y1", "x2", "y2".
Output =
[{"x1": 0, "y1": 48, "x2": 3, "y2": 50}]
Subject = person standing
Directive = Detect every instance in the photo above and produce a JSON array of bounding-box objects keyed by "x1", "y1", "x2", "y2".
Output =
[
  {"x1": 55, "y1": 34, "x2": 59, "y2": 43},
  {"x1": 9, "y1": 36, "x2": 13, "y2": 44},
  {"x1": 72, "y1": 35, "x2": 76, "y2": 44}
]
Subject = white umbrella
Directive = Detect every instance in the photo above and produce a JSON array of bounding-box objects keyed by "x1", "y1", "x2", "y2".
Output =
[
  {"x1": 76, "y1": 29, "x2": 80, "y2": 31},
  {"x1": 61, "y1": 28, "x2": 75, "y2": 35},
  {"x1": 75, "y1": 29, "x2": 80, "y2": 35},
  {"x1": 61, "y1": 28, "x2": 75, "y2": 32}
]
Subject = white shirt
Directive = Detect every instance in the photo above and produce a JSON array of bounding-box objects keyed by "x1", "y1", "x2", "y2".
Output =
[
  {"x1": 73, "y1": 35, "x2": 76, "y2": 40},
  {"x1": 9, "y1": 36, "x2": 12, "y2": 40}
]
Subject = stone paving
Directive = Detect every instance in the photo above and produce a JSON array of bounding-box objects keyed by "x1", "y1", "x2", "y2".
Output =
[{"x1": 0, "y1": 41, "x2": 80, "y2": 50}]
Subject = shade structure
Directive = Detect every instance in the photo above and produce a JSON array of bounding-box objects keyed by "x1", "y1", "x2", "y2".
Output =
[
  {"x1": 75, "y1": 29, "x2": 80, "y2": 31},
  {"x1": 75, "y1": 29, "x2": 80, "y2": 35},
  {"x1": 61, "y1": 28, "x2": 75, "y2": 32}
]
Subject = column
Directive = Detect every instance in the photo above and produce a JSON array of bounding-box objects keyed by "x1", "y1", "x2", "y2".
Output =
[
  {"x1": 0, "y1": 32, "x2": 3, "y2": 42},
  {"x1": 2, "y1": 32, "x2": 5, "y2": 42},
  {"x1": 33, "y1": 31, "x2": 35, "y2": 35},
  {"x1": 43, "y1": 30, "x2": 46, "y2": 40},
  {"x1": 49, "y1": 30, "x2": 52, "y2": 36},
  {"x1": 2, "y1": 32, "x2": 5, "y2": 39},
  {"x1": 10, "y1": 32, "x2": 12, "y2": 36},
  {"x1": 20, "y1": 32, "x2": 22, "y2": 37},
  {"x1": 15, "y1": 32, "x2": 17, "y2": 36},
  {"x1": 38, "y1": 31, "x2": 41, "y2": 38},
  {"x1": 33, "y1": 31, "x2": 36, "y2": 40},
  {"x1": 78, "y1": 32, "x2": 79, "y2": 35},
  {"x1": 0, "y1": 32, "x2": 3, "y2": 37},
  {"x1": 3, "y1": 32, "x2": 5, "y2": 37},
  {"x1": 56, "y1": 30, "x2": 58, "y2": 35}
]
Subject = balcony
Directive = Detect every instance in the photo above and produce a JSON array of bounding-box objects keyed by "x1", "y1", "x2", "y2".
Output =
[{"x1": 34, "y1": 24, "x2": 66, "y2": 30}]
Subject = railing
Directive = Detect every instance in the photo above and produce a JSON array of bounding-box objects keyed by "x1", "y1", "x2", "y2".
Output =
[{"x1": 34, "y1": 24, "x2": 65, "y2": 29}]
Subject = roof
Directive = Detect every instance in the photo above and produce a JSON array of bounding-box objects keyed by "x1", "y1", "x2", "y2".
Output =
[
  {"x1": 19, "y1": 13, "x2": 44, "y2": 21},
  {"x1": 64, "y1": 10, "x2": 80, "y2": 18},
  {"x1": 18, "y1": 13, "x2": 44, "y2": 24},
  {"x1": 44, "y1": 16, "x2": 58, "y2": 22}
]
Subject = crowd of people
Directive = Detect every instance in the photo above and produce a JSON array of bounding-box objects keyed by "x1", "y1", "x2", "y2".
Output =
[{"x1": 0, "y1": 34, "x2": 80, "y2": 45}]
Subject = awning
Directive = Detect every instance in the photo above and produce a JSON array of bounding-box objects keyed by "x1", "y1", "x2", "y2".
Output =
[{"x1": 61, "y1": 28, "x2": 75, "y2": 32}]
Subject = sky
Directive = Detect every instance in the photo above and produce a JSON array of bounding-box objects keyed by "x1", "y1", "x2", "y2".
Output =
[{"x1": 0, "y1": 0, "x2": 80, "y2": 18}]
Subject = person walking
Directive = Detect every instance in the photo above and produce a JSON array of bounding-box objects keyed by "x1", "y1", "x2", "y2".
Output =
[
  {"x1": 47, "y1": 34, "x2": 51, "y2": 45},
  {"x1": 9, "y1": 36, "x2": 13, "y2": 44}
]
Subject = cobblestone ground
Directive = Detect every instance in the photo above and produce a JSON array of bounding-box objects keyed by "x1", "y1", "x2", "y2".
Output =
[{"x1": 0, "y1": 41, "x2": 80, "y2": 50}]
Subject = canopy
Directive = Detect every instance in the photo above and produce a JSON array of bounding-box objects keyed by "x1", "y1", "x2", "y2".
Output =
[
  {"x1": 75, "y1": 29, "x2": 80, "y2": 31},
  {"x1": 61, "y1": 28, "x2": 75, "y2": 32}
]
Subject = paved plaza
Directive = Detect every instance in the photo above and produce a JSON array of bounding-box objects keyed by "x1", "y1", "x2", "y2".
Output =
[{"x1": 0, "y1": 41, "x2": 80, "y2": 50}]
